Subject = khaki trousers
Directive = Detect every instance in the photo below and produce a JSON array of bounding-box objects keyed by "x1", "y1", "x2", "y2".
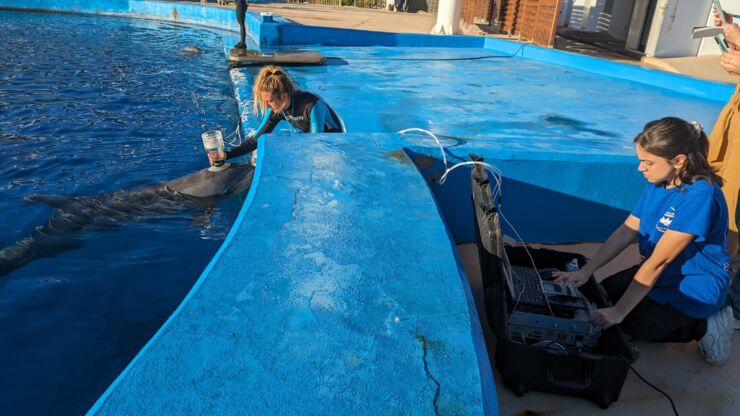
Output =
[{"x1": 709, "y1": 84, "x2": 740, "y2": 255}]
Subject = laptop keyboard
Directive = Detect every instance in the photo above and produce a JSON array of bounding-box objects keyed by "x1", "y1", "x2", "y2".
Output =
[{"x1": 507, "y1": 265, "x2": 548, "y2": 306}]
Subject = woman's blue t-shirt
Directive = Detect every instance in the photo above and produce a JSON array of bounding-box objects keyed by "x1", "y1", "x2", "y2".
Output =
[{"x1": 631, "y1": 179, "x2": 730, "y2": 319}]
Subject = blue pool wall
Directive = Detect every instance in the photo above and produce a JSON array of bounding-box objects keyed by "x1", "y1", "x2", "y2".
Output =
[
  {"x1": 0, "y1": 0, "x2": 129, "y2": 12},
  {"x1": 406, "y1": 149, "x2": 643, "y2": 244},
  {"x1": 0, "y1": 1, "x2": 269, "y2": 47},
  {"x1": 126, "y1": 0, "x2": 287, "y2": 46}
]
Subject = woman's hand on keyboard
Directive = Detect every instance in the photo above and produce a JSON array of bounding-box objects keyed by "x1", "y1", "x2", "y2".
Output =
[{"x1": 552, "y1": 269, "x2": 590, "y2": 287}]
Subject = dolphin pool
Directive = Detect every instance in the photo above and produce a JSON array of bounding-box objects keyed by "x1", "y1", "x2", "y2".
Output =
[{"x1": 0, "y1": 11, "x2": 246, "y2": 415}]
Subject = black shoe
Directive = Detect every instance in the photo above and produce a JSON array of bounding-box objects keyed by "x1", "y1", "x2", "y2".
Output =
[{"x1": 234, "y1": 42, "x2": 246, "y2": 49}]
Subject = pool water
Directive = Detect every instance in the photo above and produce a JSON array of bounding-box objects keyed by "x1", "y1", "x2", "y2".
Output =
[
  {"x1": 277, "y1": 46, "x2": 725, "y2": 155},
  {"x1": 0, "y1": 11, "x2": 245, "y2": 415}
]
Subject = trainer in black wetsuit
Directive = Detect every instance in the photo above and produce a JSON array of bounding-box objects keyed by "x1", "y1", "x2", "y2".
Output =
[
  {"x1": 225, "y1": 90, "x2": 343, "y2": 159},
  {"x1": 235, "y1": 0, "x2": 249, "y2": 49}
]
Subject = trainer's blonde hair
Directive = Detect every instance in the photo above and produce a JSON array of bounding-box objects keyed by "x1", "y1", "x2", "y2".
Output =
[{"x1": 252, "y1": 65, "x2": 296, "y2": 115}]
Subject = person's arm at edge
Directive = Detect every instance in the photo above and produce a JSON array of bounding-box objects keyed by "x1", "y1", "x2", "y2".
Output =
[
  {"x1": 713, "y1": 5, "x2": 734, "y2": 26},
  {"x1": 553, "y1": 215, "x2": 640, "y2": 286},
  {"x1": 714, "y1": 5, "x2": 739, "y2": 49},
  {"x1": 720, "y1": 49, "x2": 740, "y2": 75},
  {"x1": 590, "y1": 229, "x2": 695, "y2": 329},
  {"x1": 723, "y1": 23, "x2": 740, "y2": 50},
  {"x1": 224, "y1": 109, "x2": 278, "y2": 160},
  {"x1": 309, "y1": 100, "x2": 329, "y2": 133},
  {"x1": 582, "y1": 216, "x2": 641, "y2": 279}
]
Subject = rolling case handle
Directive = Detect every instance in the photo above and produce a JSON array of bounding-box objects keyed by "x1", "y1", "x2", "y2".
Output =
[{"x1": 545, "y1": 350, "x2": 601, "y2": 390}]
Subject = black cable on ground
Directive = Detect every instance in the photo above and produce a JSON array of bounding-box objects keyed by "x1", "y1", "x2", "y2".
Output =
[{"x1": 622, "y1": 356, "x2": 679, "y2": 416}]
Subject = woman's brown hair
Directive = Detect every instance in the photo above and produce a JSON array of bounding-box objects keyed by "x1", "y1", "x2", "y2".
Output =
[
  {"x1": 252, "y1": 65, "x2": 296, "y2": 115},
  {"x1": 634, "y1": 117, "x2": 723, "y2": 187}
]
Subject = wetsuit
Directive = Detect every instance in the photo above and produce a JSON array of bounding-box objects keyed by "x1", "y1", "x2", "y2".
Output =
[
  {"x1": 226, "y1": 91, "x2": 342, "y2": 159},
  {"x1": 235, "y1": 0, "x2": 249, "y2": 49}
]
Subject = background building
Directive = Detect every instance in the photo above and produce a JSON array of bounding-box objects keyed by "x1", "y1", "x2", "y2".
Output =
[{"x1": 557, "y1": 0, "x2": 740, "y2": 57}]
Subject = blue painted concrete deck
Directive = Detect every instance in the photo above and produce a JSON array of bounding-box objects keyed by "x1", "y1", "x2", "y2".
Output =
[{"x1": 89, "y1": 134, "x2": 496, "y2": 415}]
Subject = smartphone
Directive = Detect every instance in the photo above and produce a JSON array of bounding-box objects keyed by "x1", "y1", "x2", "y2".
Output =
[
  {"x1": 692, "y1": 26, "x2": 724, "y2": 39},
  {"x1": 715, "y1": 35, "x2": 730, "y2": 52}
]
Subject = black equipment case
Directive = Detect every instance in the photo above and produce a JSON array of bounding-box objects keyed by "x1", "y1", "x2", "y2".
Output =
[{"x1": 470, "y1": 156, "x2": 639, "y2": 409}]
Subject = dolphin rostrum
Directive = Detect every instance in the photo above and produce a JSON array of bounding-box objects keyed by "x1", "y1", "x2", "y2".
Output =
[{"x1": 0, "y1": 163, "x2": 254, "y2": 277}]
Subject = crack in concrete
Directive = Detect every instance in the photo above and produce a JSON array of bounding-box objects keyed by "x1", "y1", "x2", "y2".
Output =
[
  {"x1": 307, "y1": 290, "x2": 322, "y2": 328},
  {"x1": 417, "y1": 334, "x2": 441, "y2": 416},
  {"x1": 290, "y1": 189, "x2": 300, "y2": 220}
]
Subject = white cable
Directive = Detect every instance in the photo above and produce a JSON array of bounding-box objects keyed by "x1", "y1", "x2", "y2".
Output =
[
  {"x1": 397, "y1": 132, "x2": 556, "y2": 318},
  {"x1": 454, "y1": 160, "x2": 554, "y2": 316},
  {"x1": 439, "y1": 160, "x2": 502, "y2": 186},
  {"x1": 224, "y1": 102, "x2": 252, "y2": 147},
  {"x1": 398, "y1": 128, "x2": 448, "y2": 172},
  {"x1": 223, "y1": 126, "x2": 241, "y2": 147},
  {"x1": 499, "y1": 209, "x2": 556, "y2": 317}
]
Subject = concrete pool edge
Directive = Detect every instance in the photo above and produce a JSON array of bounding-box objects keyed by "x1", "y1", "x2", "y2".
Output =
[
  {"x1": 86, "y1": 133, "x2": 499, "y2": 415},
  {"x1": 84, "y1": 138, "x2": 269, "y2": 415}
]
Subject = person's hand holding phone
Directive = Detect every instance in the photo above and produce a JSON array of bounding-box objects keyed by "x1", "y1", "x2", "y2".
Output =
[
  {"x1": 724, "y1": 23, "x2": 740, "y2": 50},
  {"x1": 713, "y1": 4, "x2": 733, "y2": 26},
  {"x1": 721, "y1": 49, "x2": 740, "y2": 75}
]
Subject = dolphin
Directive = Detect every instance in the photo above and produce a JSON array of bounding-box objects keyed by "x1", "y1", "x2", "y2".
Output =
[
  {"x1": 0, "y1": 163, "x2": 254, "y2": 277},
  {"x1": 183, "y1": 45, "x2": 203, "y2": 54}
]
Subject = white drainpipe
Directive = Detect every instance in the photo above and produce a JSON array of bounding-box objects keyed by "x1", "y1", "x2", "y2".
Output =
[{"x1": 431, "y1": 0, "x2": 462, "y2": 35}]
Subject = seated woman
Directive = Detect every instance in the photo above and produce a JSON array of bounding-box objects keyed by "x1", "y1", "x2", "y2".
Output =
[
  {"x1": 554, "y1": 117, "x2": 733, "y2": 366},
  {"x1": 211, "y1": 65, "x2": 343, "y2": 165}
]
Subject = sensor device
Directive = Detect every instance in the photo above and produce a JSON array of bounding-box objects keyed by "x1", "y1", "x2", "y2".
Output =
[{"x1": 201, "y1": 130, "x2": 230, "y2": 173}]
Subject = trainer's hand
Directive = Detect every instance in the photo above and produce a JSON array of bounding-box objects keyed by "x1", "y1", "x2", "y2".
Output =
[
  {"x1": 720, "y1": 50, "x2": 740, "y2": 75},
  {"x1": 723, "y1": 23, "x2": 740, "y2": 49},
  {"x1": 207, "y1": 151, "x2": 227, "y2": 166},
  {"x1": 590, "y1": 307, "x2": 624, "y2": 329},
  {"x1": 552, "y1": 269, "x2": 590, "y2": 287},
  {"x1": 713, "y1": 6, "x2": 733, "y2": 26}
]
